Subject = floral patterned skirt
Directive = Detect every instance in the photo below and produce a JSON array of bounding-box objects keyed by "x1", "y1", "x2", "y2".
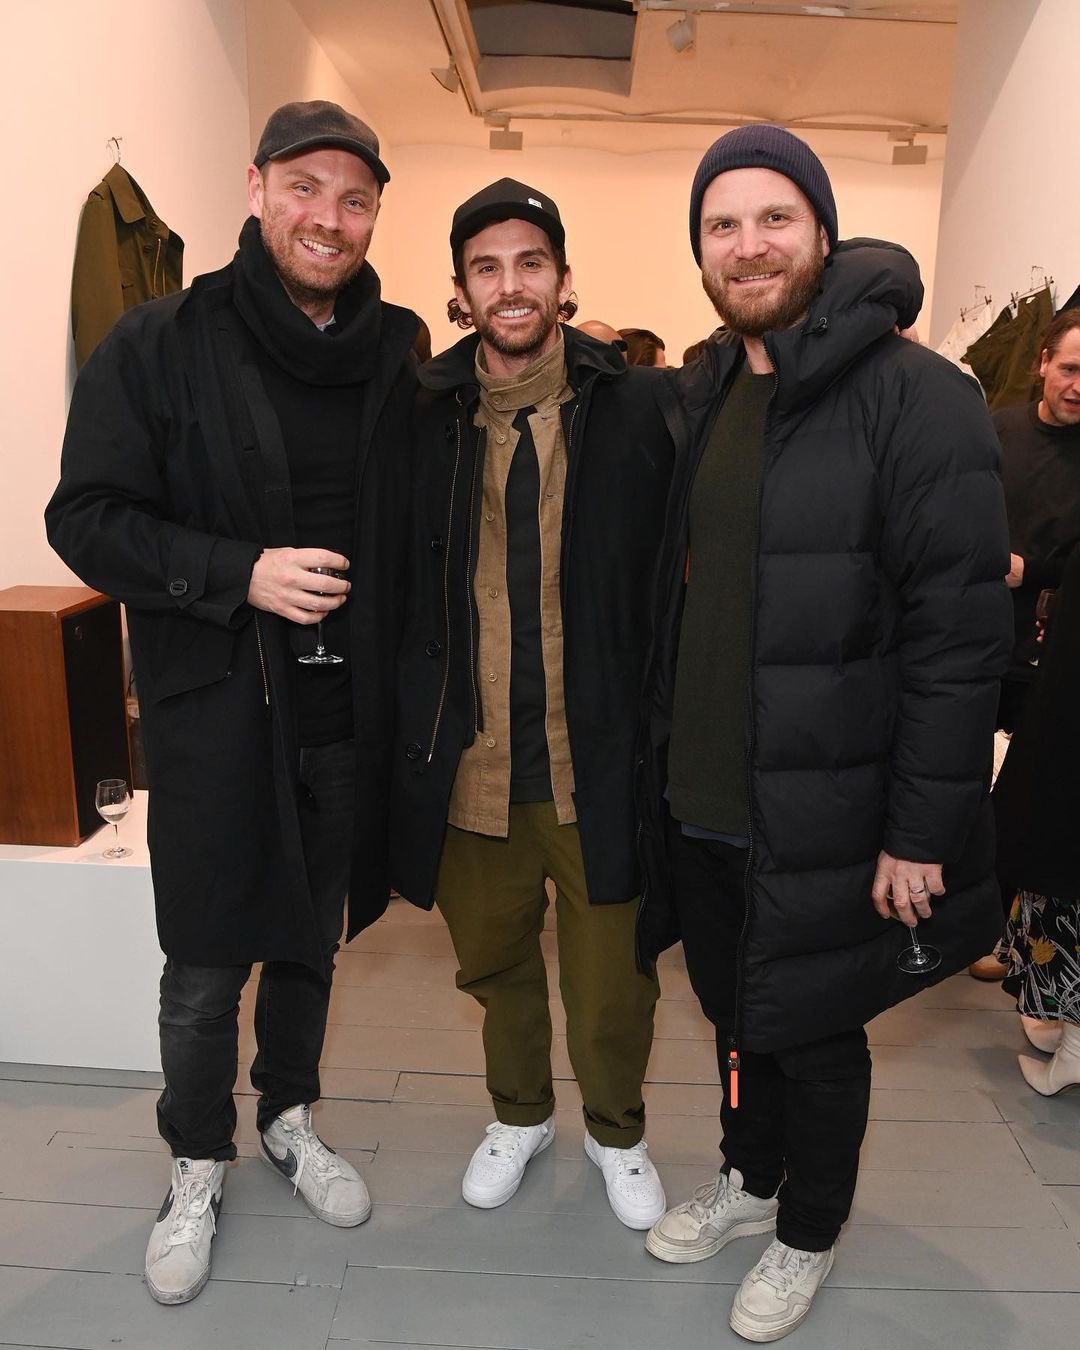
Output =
[{"x1": 996, "y1": 891, "x2": 1080, "y2": 1024}]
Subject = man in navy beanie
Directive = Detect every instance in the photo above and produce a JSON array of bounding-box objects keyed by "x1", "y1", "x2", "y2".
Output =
[{"x1": 635, "y1": 125, "x2": 1012, "y2": 1340}]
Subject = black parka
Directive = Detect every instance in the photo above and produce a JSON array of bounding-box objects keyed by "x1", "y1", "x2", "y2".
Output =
[
  {"x1": 46, "y1": 258, "x2": 418, "y2": 973},
  {"x1": 637, "y1": 240, "x2": 1013, "y2": 1053},
  {"x1": 389, "y1": 326, "x2": 679, "y2": 908}
]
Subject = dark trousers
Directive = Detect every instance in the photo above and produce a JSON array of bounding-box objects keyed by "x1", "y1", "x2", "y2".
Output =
[
  {"x1": 156, "y1": 740, "x2": 355, "y2": 1161},
  {"x1": 670, "y1": 825, "x2": 872, "y2": 1252}
]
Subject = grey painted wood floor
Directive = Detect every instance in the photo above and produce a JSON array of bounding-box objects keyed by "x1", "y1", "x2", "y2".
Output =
[{"x1": 2, "y1": 896, "x2": 1079, "y2": 1349}]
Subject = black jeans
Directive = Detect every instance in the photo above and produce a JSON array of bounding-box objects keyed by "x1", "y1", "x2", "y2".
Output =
[
  {"x1": 156, "y1": 739, "x2": 355, "y2": 1160},
  {"x1": 669, "y1": 824, "x2": 872, "y2": 1252}
]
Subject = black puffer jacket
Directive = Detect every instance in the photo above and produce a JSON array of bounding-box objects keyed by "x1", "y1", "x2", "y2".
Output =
[
  {"x1": 637, "y1": 239, "x2": 1013, "y2": 1053},
  {"x1": 390, "y1": 326, "x2": 679, "y2": 907}
]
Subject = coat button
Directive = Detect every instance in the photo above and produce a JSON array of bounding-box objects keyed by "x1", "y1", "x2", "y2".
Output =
[
  {"x1": 405, "y1": 742, "x2": 422, "y2": 761},
  {"x1": 168, "y1": 578, "x2": 188, "y2": 597},
  {"x1": 430, "y1": 535, "x2": 443, "y2": 553},
  {"x1": 487, "y1": 671, "x2": 498, "y2": 682},
  {"x1": 444, "y1": 424, "x2": 455, "y2": 441},
  {"x1": 484, "y1": 737, "x2": 496, "y2": 748},
  {"x1": 485, "y1": 511, "x2": 495, "y2": 522},
  {"x1": 425, "y1": 640, "x2": 442, "y2": 657},
  {"x1": 487, "y1": 586, "x2": 499, "y2": 598}
]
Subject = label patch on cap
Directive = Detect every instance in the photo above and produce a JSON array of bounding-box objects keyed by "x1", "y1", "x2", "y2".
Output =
[{"x1": 528, "y1": 198, "x2": 542, "y2": 208}]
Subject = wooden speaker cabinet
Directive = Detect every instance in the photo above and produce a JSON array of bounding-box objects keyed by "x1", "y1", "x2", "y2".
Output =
[{"x1": 0, "y1": 586, "x2": 132, "y2": 846}]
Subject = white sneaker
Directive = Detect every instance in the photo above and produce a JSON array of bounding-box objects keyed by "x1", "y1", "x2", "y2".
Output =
[
  {"x1": 461, "y1": 1118, "x2": 554, "y2": 1208},
  {"x1": 646, "y1": 1167, "x2": 778, "y2": 1263},
  {"x1": 584, "y1": 1133, "x2": 666, "y2": 1229},
  {"x1": 730, "y1": 1238, "x2": 835, "y2": 1342},
  {"x1": 261, "y1": 1104, "x2": 371, "y2": 1227},
  {"x1": 144, "y1": 1157, "x2": 225, "y2": 1305}
]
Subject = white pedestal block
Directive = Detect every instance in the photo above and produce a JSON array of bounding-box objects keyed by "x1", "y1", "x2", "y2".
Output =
[{"x1": 0, "y1": 791, "x2": 162, "y2": 1071}]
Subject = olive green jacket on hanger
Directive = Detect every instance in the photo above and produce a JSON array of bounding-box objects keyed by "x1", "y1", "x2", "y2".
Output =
[{"x1": 71, "y1": 163, "x2": 184, "y2": 369}]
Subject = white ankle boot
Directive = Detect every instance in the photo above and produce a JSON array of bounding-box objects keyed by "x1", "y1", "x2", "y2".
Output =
[
  {"x1": 1020, "y1": 1014, "x2": 1063, "y2": 1054},
  {"x1": 1019, "y1": 1022, "x2": 1080, "y2": 1096}
]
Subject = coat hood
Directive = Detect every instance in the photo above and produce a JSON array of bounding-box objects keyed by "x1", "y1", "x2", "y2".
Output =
[
  {"x1": 682, "y1": 237, "x2": 924, "y2": 414},
  {"x1": 419, "y1": 323, "x2": 628, "y2": 398}
]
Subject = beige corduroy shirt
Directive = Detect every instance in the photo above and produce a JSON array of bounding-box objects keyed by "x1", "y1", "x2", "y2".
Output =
[{"x1": 447, "y1": 333, "x2": 578, "y2": 836}]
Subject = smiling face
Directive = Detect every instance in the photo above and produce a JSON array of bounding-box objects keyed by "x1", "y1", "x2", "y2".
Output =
[
  {"x1": 699, "y1": 167, "x2": 828, "y2": 339},
  {"x1": 454, "y1": 218, "x2": 572, "y2": 375},
  {"x1": 1039, "y1": 327, "x2": 1080, "y2": 428},
  {"x1": 247, "y1": 146, "x2": 380, "y2": 323}
]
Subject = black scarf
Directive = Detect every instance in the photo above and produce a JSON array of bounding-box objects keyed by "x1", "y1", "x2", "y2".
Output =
[{"x1": 231, "y1": 215, "x2": 382, "y2": 386}]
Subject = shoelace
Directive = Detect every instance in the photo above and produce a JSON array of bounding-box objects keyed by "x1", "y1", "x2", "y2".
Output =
[
  {"x1": 167, "y1": 1166, "x2": 218, "y2": 1248},
  {"x1": 611, "y1": 1141, "x2": 650, "y2": 1179},
  {"x1": 280, "y1": 1108, "x2": 347, "y2": 1195},
  {"x1": 482, "y1": 1121, "x2": 532, "y2": 1160},
  {"x1": 687, "y1": 1172, "x2": 731, "y2": 1220},
  {"x1": 755, "y1": 1241, "x2": 813, "y2": 1292}
]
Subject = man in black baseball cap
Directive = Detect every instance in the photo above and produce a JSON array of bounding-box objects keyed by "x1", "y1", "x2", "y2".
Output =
[
  {"x1": 47, "y1": 99, "x2": 419, "y2": 1304},
  {"x1": 390, "y1": 182, "x2": 681, "y2": 1231},
  {"x1": 637, "y1": 125, "x2": 1010, "y2": 1341}
]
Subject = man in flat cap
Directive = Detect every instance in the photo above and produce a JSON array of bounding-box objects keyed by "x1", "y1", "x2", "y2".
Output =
[
  {"x1": 390, "y1": 179, "x2": 679, "y2": 1228},
  {"x1": 635, "y1": 125, "x2": 1011, "y2": 1340},
  {"x1": 47, "y1": 100, "x2": 418, "y2": 1305}
]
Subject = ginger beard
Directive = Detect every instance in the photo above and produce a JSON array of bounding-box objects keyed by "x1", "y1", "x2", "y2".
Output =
[
  {"x1": 259, "y1": 199, "x2": 369, "y2": 309},
  {"x1": 702, "y1": 237, "x2": 825, "y2": 339}
]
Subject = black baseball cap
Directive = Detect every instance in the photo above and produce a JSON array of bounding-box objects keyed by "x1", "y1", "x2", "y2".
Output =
[
  {"x1": 450, "y1": 178, "x2": 565, "y2": 256},
  {"x1": 253, "y1": 100, "x2": 390, "y2": 187}
]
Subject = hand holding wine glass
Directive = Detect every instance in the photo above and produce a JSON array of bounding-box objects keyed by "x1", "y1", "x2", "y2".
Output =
[
  {"x1": 298, "y1": 566, "x2": 348, "y2": 666},
  {"x1": 95, "y1": 778, "x2": 132, "y2": 859},
  {"x1": 870, "y1": 851, "x2": 945, "y2": 976},
  {"x1": 246, "y1": 547, "x2": 350, "y2": 625}
]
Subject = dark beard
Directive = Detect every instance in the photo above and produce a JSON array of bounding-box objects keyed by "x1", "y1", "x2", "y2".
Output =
[
  {"x1": 702, "y1": 246, "x2": 824, "y2": 338},
  {"x1": 259, "y1": 219, "x2": 366, "y2": 310},
  {"x1": 469, "y1": 291, "x2": 560, "y2": 360}
]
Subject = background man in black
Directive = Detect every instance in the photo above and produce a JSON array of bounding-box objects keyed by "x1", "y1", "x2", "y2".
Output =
[
  {"x1": 636, "y1": 126, "x2": 1010, "y2": 1342},
  {"x1": 46, "y1": 101, "x2": 417, "y2": 1305}
]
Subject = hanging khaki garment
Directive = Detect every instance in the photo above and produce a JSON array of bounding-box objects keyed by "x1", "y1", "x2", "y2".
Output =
[
  {"x1": 71, "y1": 164, "x2": 184, "y2": 369},
  {"x1": 963, "y1": 287, "x2": 1053, "y2": 411}
]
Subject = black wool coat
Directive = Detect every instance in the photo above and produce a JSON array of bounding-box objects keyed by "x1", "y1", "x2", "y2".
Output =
[
  {"x1": 637, "y1": 239, "x2": 1014, "y2": 1053},
  {"x1": 993, "y1": 541, "x2": 1080, "y2": 901},
  {"x1": 389, "y1": 326, "x2": 680, "y2": 908},
  {"x1": 46, "y1": 259, "x2": 418, "y2": 973}
]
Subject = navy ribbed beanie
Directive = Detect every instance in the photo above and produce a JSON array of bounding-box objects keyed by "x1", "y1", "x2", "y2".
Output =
[{"x1": 689, "y1": 125, "x2": 838, "y2": 264}]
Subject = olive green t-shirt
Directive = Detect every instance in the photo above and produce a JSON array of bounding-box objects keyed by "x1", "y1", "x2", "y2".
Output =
[{"x1": 667, "y1": 364, "x2": 773, "y2": 834}]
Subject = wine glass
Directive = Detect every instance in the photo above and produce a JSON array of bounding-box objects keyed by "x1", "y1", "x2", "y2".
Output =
[
  {"x1": 298, "y1": 567, "x2": 347, "y2": 666},
  {"x1": 897, "y1": 923, "x2": 942, "y2": 975},
  {"x1": 95, "y1": 778, "x2": 132, "y2": 859}
]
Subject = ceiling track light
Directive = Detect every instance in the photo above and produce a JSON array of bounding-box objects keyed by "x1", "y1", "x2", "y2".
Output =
[
  {"x1": 888, "y1": 129, "x2": 927, "y2": 165},
  {"x1": 667, "y1": 13, "x2": 697, "y2": 52},
  {"x1": 430, "y1": 61, "x2": 460, "y2": 94},
  {"x1": 490, "y1": 126, "x2": 524, "y2": 151}
]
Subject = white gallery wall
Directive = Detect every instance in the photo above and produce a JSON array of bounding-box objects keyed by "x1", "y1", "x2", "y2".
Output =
[
  {"x1": 932, "y1": 0, "x2": 1075, "y2": 347},
  {"x1": 0, "y1": 0, "x2": 251, "y2": 590}
]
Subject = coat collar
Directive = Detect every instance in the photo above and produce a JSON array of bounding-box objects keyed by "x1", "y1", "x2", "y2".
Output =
[
  {"x1": 420, "y1": 322, "x2": 627, "y2": 399},
  {"x1": 101, "y1": 164, "x2": 153, "y2": 225}
]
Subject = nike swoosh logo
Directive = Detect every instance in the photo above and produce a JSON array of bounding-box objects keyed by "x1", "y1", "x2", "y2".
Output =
[{"x1": 262, "y1": 1141, "x2": 298, "y2": 1178}]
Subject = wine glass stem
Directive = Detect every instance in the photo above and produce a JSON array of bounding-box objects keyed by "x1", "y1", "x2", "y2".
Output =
[
  {"x1": 113, "y1": 823, "x2": 120, "y2": 849},
  {"x1": 910, "y1": 927, "x2": 922, "y2": 957},
  {"x1": 314, "y1": 620, "x2": 326, "y2": 655}
]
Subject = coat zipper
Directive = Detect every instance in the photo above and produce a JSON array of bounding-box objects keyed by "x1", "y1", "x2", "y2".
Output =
[
  {"x1": 729, "y1": 352, "x2": 780, "y2": 1110},
  {"x1": 427, "y1": 415, "x2": 463, "y2": 761},
  {"x1": 152, "y1": 237, "x2": 163, "y2": 298},
  {"x1": 464, "y1": 423, "x2": 484, "y2": 736},
  {"x1": 253, "y1": 612, "x2": 271, "y2": 712}
]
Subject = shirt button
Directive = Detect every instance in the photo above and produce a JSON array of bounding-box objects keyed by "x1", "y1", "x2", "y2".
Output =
[
  {"x1": 487, "y1": 672, "x2": 498, "y2": 682},
  {"x1": 484, "y1": 737, "x2": 496, "y2": 748},
  {"x1": 487, "y1": 586, "x2": 499, "y2": 598},
  {"x1": 485, "y1": 511, "x2": 495, "y2": 522}
]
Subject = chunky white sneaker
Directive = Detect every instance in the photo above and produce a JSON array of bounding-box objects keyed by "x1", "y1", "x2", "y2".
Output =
[
  {"x1": 730, "y1": 1238, "x2": 835, "y2": 1343},
  {"x1": 461, "y1": 1118, "x2": 554, "y2": 1208},
  {"x1": 584, "y1": 1134, "x2": 666, "y2": 1230},
  {"x1": 646, "y1": 1167, "x2": 778, "y2": 1263},
  {"x1": 261, "y1": 1104, "x2": 371, "y2": 1227},
  {"x1": 144, "y1": 1157, "x2": 225, "y2": 1305}
]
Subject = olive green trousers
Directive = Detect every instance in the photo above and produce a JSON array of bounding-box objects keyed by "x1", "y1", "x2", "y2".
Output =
[{"x1": 435, "y1": 801, "x2": 659, "y2": 1147}]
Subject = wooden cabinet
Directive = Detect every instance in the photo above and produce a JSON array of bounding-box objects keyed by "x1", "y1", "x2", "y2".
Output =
[{"x1": 0, "y1": 586, "x2": 131, "y2": 845}]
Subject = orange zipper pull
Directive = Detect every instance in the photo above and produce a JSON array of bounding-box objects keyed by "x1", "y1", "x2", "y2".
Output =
[{"x1": 728, "y1": 1047, "x2": 740, "y2": 1110}]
